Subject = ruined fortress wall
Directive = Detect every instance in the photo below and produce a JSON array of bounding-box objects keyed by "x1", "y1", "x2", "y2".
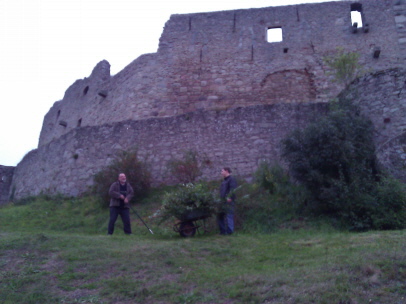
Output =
[
  {"x1": 38, "y1": 0, "x2": 403, "y2": 148},
  {"x1": 11, "y1": 103, "x2": 327, "y2": 199},
  {"x1": 9, "y1": 66, "x2": 406, "y2": 201},
  {"x1": 4, "y1": 0, "x2": 406, "y2": 203},
  {"x1": 340, "y1": 68, "x2": 406, "y2": 180}
]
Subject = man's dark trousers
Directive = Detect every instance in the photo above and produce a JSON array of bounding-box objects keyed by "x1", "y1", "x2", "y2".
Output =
[{"x1": 108, "y1": 207, "x2": 132, "y2": 234}]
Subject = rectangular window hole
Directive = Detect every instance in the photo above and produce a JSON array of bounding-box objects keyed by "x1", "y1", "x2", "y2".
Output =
[
  {"x1": 351, "y1": 11, "x2": 363, "y2": 27},
  {"x1": 267, "y1": 27, "x2": 283, "y2": 43},
  {"x1": 351, "y1": 3, "x2": 363, "y2": 28},
  {"x1": 283, "y1": 48, "x2": 289, "y2": 53}
]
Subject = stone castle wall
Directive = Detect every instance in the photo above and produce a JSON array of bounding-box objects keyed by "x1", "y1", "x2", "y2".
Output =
[
  {"x1": 2, "y1": 0, "x2": 406, "y2": 203},
  {"x1": 11, "y1": 103, "x2": 327, "y2": 199},
  {"x1": 38, "y1": 0, "x2": 403, "y2": 147},
  {"x1": 9, "y1": 67, "x2": 406, "y2": 201},
  {"x1": 341, "y1": 68, "x2": 406, "y2": 181}
]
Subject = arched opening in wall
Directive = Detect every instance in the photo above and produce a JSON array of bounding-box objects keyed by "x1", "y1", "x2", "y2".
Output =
[
  {"x1": 77, "y1": 118, "x2": 82, "y2": 127},
  {"x1": 83, "y1": 86, "x2": 89, "y2": 95},
  {"x1": 267, "y1": 27, "x2": 283, "y2": 43},
  {"x1": 351, "y1": 3, "x2": 363, "y2": 28}
]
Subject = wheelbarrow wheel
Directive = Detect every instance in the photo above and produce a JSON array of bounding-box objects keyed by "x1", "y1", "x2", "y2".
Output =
[{"x1": 179, "y1": 221, "x2": 196, "y2": 237}]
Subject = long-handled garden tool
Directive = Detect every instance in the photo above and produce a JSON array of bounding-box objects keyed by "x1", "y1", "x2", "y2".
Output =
[{"x1": 129, "y1": 205, "x2": 154, "y2": 234}]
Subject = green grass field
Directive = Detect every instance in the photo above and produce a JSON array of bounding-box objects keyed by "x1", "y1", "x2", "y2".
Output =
[{"x1": 0, "y1": 195, "x2": 405, "y2": 304}]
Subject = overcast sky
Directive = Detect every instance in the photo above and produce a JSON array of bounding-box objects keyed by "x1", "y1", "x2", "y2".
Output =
[{"x1": 0, "y1": 0, "x2": 340, "y2": 166}]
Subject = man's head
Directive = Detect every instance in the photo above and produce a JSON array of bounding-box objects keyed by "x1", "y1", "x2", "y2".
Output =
[
  {"x1": 118, "y1": 173, "x2": 127, "y2": 184},
  {"x1": 221, "y1": 167, "x2": 231, "y2": 178}
]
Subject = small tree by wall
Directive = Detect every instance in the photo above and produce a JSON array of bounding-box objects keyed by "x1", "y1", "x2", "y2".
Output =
[
  {"x1": 166, "y1": 150, "x2": 209, "y2": 184},
  {"x1": 324, "y1": 48, "x2": 364, "y2": 87},
  {"x1": 92, "y1": 148, "x2": 151, "y2": 207}
]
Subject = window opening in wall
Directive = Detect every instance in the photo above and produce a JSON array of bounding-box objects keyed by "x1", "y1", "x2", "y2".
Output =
[
  {"x1": 351, "y1": 3, "x2": 363, "y2": 28},
  {"x1": 57, "y1": 110, "x2": 61, "y2": 119},
  {"x1": 77, "y1": 118, "x2": 82, "y2": 127},
  {"x1": 267, "y1": 27, "x2": 282, "y2": 43},
  {"x1": 83, "y1": 86, "x2": 89, "y2": 95}
]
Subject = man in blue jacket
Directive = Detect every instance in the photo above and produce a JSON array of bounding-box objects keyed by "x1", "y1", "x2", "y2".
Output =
[
  {"x1": 218, "y1": 167, "x2": 237, "y2": 235},
  {"x1": 107, "y1": 173, "x2": 134, "y2": 235}
]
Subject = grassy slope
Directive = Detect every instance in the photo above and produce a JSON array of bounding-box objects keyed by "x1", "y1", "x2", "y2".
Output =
[{"x1": 0, "y1": 195, "x2": 405, "y2": 304}]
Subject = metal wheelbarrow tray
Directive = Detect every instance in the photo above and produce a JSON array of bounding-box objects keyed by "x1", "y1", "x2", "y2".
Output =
[{"x1": 173, "y1": 209, "x2": 211, "y2": 237}]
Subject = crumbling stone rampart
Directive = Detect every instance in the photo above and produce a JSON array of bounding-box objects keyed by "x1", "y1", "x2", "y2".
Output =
[
  {"x1": 2, "y1": 0, "x2": 406, "y2": 203},
  {"x1": 340, "y1": 68, "x2": 406, "y2": 181},
  {"x1": 11, "y1": 103, "x2": 327, "y2": 199},
  {"x1": 38, "y1": 0, "x2": 403, "y2": 147}
]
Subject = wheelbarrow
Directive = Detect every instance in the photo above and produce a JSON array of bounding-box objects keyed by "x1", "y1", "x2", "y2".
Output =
[{"x1": 173, "y1": 209, "x2": 211, "y2": 237}]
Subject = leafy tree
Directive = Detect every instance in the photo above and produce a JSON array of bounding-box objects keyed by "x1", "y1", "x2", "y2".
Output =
[{"x1": 282, "y1": 98, "x2": 406, "y2": 230}]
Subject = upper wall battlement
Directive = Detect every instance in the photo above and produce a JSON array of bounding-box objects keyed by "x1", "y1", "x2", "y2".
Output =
[
  {"x1": 159, "y1": 0, "x2": 396, "y2": 61},
  {"x1": 38, "y1": 0, "x2": 405, "y2": 147}
]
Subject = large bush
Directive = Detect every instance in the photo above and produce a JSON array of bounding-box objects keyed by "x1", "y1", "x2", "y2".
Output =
[
  {"x1": 282, "y1": 98, "x2": 406, "y2": 230},
  {"x1": 92, "y1": 148, "x2": 151, "y2": 207}
]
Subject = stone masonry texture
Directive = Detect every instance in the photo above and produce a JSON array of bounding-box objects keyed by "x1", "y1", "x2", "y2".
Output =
[
  {"x1": 1, "y1": 0, "x2": 406, "y2": 203},
  {"x1": 11, "y1": 103, "x2": 327, "y2": 198},
  {"x1": 38, "y1": 0, "x2": 402, "y2": 147},
  {"x1": 0, "y1": 166, "x2": 14, "y2": 204}
]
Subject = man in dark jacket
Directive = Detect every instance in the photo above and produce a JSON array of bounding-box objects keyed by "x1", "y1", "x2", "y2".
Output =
[
  {"x1": 218, "y1": 167, "x2": 237, "y2": 235},
  {"x1": 107, "y1": 173, "x2": 134, "y2": 235}
]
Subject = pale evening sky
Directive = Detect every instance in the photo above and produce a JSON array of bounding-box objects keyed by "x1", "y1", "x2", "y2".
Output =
[{"x1": 0, "y1": 0, "x2": 343, "y2": 166}]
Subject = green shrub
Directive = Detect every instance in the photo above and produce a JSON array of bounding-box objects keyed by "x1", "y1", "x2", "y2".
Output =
[
  {"x1": 92, "y1": 148, "x2": 151, "y2": 208},
  {"x1": 371, "y1": 177, "x2": 406, "y2": 230},
  {"x1": 166, "y1": 150, "x2": 209, "y2": 183},
  {"x1": 324, "y1": 48, "x2": 364, "y2": 87},
  {"x1": 254, "y1": 161, "x2": 291, "y2": 195},
  {"x1": 159, "y1": 182, "x2": 221, "y2": 223},
  {"x1": 281, "y1": 98, "x2": 406, "y2": 230}
]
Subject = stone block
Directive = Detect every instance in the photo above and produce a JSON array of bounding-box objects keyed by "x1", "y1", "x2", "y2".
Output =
[{"x1": 395, "y1": 15, "x2": 406, "y2": 23}]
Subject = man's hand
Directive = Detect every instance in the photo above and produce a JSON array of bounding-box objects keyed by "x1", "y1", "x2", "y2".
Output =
[{"x1": 124, "y1": 198, "x2": 129, "y2": 204}]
